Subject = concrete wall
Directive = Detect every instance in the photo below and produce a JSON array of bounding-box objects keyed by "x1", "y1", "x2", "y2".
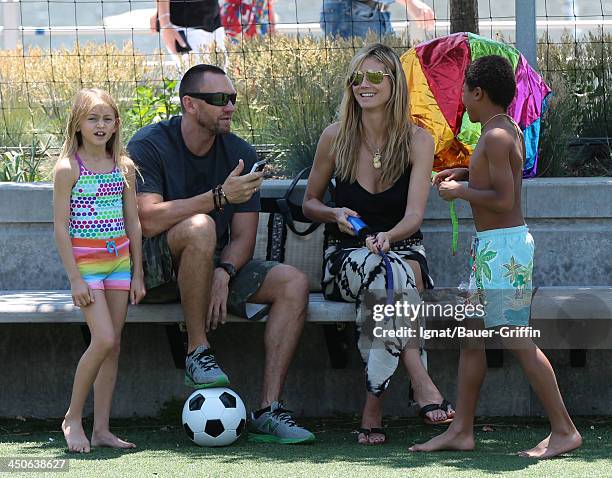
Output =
[
  {"x1": 2, "y1": 178, "x2": 612, "y2": 290},
  {"x1": 0, "y1": 179, "x2": 611, "y2": 418}
]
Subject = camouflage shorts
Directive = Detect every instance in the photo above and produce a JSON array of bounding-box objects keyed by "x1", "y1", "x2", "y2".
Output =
[{"x1": 141, "y1": 232, "x2": 279, "y2": 319}]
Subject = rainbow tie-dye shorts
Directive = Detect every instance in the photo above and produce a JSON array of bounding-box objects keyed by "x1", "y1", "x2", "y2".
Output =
[{"x1": 71, "y1": 236, "x2": 131, "y2": 291}]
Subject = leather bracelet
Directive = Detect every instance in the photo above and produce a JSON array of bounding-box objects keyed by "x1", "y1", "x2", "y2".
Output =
[
  {"x1": 212, "y1": 186, "x2": 220, "y2": 212},
  {"x1": 213, "y1": 185, "x2": 224, "y2": 212},
  {"x1": 219, "y1": 187, "x2": 229, "y2": 206},
  {"x1": 218, "y1": 185, "x2": 225, "y2": 212}
]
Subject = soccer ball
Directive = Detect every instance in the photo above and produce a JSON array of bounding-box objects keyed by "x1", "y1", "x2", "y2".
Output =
[{"x1": 181, "y1": 388, "x2": 247, "y2": 447}]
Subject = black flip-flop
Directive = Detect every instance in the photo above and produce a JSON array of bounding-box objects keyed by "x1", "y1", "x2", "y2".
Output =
[
  {"x1": 440, "y1": 399, "x2": 455, "y2": 417},
  {"x1": 419, "y1": 400, "x2": 454, "y2": 426},
  {"x1": 357, "y1": 427, "x2": 387, "y2": 445}
]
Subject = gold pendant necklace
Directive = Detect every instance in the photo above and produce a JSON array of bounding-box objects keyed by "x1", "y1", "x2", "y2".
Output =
[
  {"x1": 363, "y1": 133, "x2": 383, "y2": 169},
  {"x1": 372, "y1": 150, "x2": 382, "y2": 169}
]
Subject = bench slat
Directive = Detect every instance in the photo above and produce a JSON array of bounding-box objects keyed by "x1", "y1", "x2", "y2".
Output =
[
  {"x1": 2, "y1": 288, "x2": 611, "y2": 324},
  {"x1": 0, "y1": 290, "x2": 355, "y2": 323}
]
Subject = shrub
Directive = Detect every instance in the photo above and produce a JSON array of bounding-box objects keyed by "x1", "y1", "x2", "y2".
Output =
[
  {"x1": 0, "y1": 137, "x2": 53, "y2": 182},
  {"x1": 124, "y1": 80, "x2": 181, "y2": 140},
  {"x1": 538, "y1": 31, "x2": 612, "y2": 176}
]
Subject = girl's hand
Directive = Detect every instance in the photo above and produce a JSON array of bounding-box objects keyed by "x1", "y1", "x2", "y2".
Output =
[
  {"x1": 334, "y1": 207, "x2": 360, "y2": 236},
  {"x1": 366, "y1": 232, "x2": 391, "y2": 254},
  {"x1": 71, "y1": 278, "x2": 94, "y2": 308},
  {"x1": 130, "y1": 274, "x2": 146, "y2": 305}
]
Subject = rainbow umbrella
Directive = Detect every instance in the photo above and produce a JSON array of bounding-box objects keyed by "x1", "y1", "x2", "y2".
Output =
[{"x1": 401, "y1": 32, "x2": 551, "y2": 178}]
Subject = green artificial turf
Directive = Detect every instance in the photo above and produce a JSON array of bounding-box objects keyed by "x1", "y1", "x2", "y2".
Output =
[{"x1": 1, "y1": 417, "x2": 611, "y2": 478}]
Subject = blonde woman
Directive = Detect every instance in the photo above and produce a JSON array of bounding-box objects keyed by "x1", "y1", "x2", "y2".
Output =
[
  {"x1": 303, "y1": 43, "x2": 453, "y2": 444},
  {"x1": 53, "y1": 88, "x2": 146, "y2": 452}
]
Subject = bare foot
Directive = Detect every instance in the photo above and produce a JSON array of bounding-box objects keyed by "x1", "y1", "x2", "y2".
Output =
[
  {"x1": 518, "y1": 434, "x2": 549, "y2": 457},
  {"x1": 62, "y1": 418, "x2": 90, "y2": 453},
  {"x1": 409, "y1": 428, "x2": 475, "y2": 452},
  {"x1": 518, "y1": 431, "x2": 582, "y2": 459},
  {"x1": 91, "y1": 430, "x2": 136, "y2": 449}
]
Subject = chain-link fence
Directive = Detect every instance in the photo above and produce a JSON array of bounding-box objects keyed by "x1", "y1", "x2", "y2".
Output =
[{"x1": 0, "y1": 0, "x2": 610, "y2": 179}]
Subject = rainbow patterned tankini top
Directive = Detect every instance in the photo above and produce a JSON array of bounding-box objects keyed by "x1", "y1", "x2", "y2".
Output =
[{"x1": 69, "y1": 153, "x2": 126, "y2": 239}]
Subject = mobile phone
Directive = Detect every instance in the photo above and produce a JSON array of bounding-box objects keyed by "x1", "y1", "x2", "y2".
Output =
[
  {"x1": 249, "y1": 159, "x2": 267, "y2": 174},
  {"x1": 175, "y1": 30, "x2": 192, "y2": 53}
]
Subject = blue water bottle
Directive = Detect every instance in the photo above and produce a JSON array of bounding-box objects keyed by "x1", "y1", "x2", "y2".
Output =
[{"x1": 347, "y1": 216, "x2": 372, "y2": 238}]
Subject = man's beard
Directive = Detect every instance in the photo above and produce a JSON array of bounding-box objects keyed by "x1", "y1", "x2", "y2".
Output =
[
  {"x1": 214, "y1": 120, "x2": 231, "y2": 135},
  {"x1": 197, "y1": 114, "x2": 231, "y2": 135}
]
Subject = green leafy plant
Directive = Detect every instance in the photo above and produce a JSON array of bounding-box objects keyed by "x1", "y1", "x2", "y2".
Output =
[
  {"x1": 538, "y1": 31, "x2": 612, "y2": 176},
  {"x1": 0, "y1": 137, "x2": 53, "y2": 182},
  {"x1": 124, "y1": 80, "x2": 181, "y2": 138}
]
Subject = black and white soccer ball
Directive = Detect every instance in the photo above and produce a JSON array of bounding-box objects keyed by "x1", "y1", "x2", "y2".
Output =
[{"x1": 182, "y1": 388, "x2": 247, "y2": 447}]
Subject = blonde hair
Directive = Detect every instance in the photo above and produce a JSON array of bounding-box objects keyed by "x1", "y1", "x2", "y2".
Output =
[
  {"x1": 332, "y1": 43, "x2": 413, "y2": 186},
  {"x1": 59, "y1": 88, "x2": 131, "y2": 182}
]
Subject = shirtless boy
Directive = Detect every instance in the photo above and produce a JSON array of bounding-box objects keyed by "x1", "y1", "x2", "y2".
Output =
[{"x1": 409, "y1": 55, "x2": 582, "y2": 459}]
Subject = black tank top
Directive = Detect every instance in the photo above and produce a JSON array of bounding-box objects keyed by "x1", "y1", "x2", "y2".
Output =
[{"x1": 326, "y1": 166, "x2": 424, "y2": 242}]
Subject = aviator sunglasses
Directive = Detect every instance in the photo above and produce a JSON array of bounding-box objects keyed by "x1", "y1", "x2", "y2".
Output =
[
  {"x1": 185, "y1": 92, "x2": 237, "y2": 106},
  {"x1": 350, "y1": 70, "x2": 392, "y2": 87}
]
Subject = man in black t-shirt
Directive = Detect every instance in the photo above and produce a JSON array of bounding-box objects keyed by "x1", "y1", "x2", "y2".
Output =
[{"x1": 128, "y1": 64, "x2": 314, "y2": 444}]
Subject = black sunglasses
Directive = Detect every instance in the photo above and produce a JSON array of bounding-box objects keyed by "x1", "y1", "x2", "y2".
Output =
[{"x1": 185, "y1": 92, "x2": 237, "y2": 106}]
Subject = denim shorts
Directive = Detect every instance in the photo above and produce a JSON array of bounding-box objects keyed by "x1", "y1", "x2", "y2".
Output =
[{"x1": 320, "y1": 0, "x2": 393, "y2": 39}]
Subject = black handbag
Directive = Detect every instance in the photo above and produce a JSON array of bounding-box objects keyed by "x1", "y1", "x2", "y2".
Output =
[{"x1": 265, "y1": 166, "x2": 334, "y2": 262}]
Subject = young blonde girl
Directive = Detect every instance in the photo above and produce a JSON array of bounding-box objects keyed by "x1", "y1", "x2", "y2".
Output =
[{"x1": 53, "y1": 88, "x2": 146, "y2": 453}]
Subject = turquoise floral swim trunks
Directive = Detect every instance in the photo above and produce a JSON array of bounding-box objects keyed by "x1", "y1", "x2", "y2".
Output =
[{"x1": 466, "y1": 225, "x2": 535, "y2": 328}]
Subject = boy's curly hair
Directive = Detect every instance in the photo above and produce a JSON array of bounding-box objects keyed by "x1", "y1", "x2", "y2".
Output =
[{"x1": 465, "y1": 55, "x2": 516, "y2": 110}]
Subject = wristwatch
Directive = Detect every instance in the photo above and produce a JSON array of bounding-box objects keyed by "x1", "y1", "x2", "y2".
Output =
[{"x1": 218, "y1": 262, "x2": 237, "y2": 280}]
